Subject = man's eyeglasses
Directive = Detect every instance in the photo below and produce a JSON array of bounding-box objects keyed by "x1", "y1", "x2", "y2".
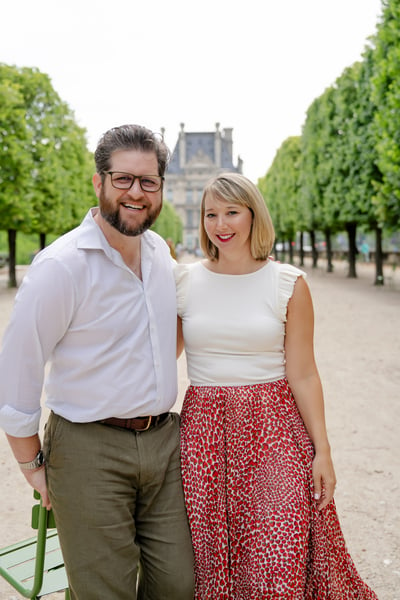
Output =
[{"x1": 105, "y1": 171, "x2": 164, "y2": 193}]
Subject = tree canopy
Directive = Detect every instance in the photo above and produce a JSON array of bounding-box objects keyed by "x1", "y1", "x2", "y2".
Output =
[
  {"x1": 0, "y1": 64, "x2": 182, "y2": 285},
  {"x1": 0, "y1": 64, "x2": 93, "y2": 236},
  {"x1": 258, "y1": 1, "x2": 399, "y2": 284},
  {"x1": 0, "y1": 64, "x2": 94, "y2": 284}
]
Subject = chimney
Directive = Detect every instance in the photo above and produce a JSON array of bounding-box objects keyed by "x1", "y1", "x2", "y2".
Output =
[
  {"x1": 215, "y1": 122, "x2": 221, "y2": 168},
  {"x1": 179, "y1": 123, "x2": 186, "y2": 169},
  {"x1": 223, "y1": 127, "x2": 233, "y2": 163}
]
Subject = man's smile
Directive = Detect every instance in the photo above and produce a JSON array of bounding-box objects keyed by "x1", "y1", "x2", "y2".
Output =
[{"x1": 121, "y1": 202, "x2": 145, "y2": 211}]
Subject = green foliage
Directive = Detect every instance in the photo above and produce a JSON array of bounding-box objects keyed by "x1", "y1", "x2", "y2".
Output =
[
  {"x1": 0, "y1": 71, "x2": 35, "y2": 231},
  {"x1": 300, "y1": 90, "x2": 336, "y2": 232},
  {"x1": 258, "y1": 136, "x2": 302, "y2": 243},
  {"x1": 314, "y1": 62, "x2": 379, "y2": 230},
  {"x1": 371, "y1": 0, "x2": 400, "y2": 228},
  {"x1": 151, "y1": 200, "x2": 183, "y2": 243},
  {"x1": 0, "y1": 64, "x2": 94, "y2": 238}
]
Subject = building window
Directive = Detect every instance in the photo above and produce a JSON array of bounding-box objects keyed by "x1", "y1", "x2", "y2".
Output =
[
  {"x1": 186, "y1": 188, "x2": 193, "y2": 204},
  {"x1": 186, "y1": 234, "x2": 194, "y2": 251}
]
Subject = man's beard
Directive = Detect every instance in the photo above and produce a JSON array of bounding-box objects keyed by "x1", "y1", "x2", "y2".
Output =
[{"x1": 99, "y1": 190, "x2": 162, "y2": 237}]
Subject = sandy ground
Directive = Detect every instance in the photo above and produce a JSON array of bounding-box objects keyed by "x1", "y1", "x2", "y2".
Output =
[{"x1": 0, "y1": 258, "x2": 399, "y2": 599}]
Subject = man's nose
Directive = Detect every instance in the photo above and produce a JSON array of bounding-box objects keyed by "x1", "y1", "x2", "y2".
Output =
[{"x1": 127, "y1": 178, "x2": 143, "y2": 196}]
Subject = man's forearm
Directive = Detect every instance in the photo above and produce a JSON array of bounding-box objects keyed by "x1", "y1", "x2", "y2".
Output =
[{"x1": 6, "y1": 433, "x2": 41, "y2": 463}]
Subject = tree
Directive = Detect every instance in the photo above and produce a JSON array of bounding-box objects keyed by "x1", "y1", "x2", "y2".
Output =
[
  {"x1": 0, "y1": 68, "x2": 34, "y2": 286},
  {"x1": 324, "y1": 56, "x2": 385, "y2": 282},
  {"x1": 300, "y1": 89, "x2": 337, "y2": 270},
  {"x1": 301, "y1": 60, "x2": 383, "y2": 280},
  {"x1": 371, "y1": 0, "x2": 400, "y2": 231},
  {"x1": 326, "y1": 65, "x2": 364, "y2": 278},
  {"x1": 0, "y1": 64, "x2": 93, "y2": 286},
  {"x1": 258, "y1": 137, "x2": 302, "y2": 264},
  {"x1": 151, "y1": 200, "x2": 183, "y2": 243},
  {"x1": 352, "y1": 47, "x2": 384, "y2": 285}
]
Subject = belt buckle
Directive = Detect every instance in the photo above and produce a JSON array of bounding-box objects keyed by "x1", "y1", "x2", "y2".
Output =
[{"x1": 137, "y1": 416, "x2": 153, "y2": 432}]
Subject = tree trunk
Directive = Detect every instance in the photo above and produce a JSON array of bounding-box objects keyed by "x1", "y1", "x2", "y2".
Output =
[
  {"x1": 39, "y1": 233, "x2": 46, "y2": 250},
  {"x1": 374, "y1": 226, "x2": 384, "y2": 286},
  {"x1": 7, "y1": 229, "x2": 17, "y2": 288},
  {"x1": 289, "y1": 240, "x2": 294, "y2": 264},
  {"x1": 325, "y1": 229, "x2": 334, "y2": 273},
  {"x1": 310, "y1": 230, "x2": 318, "y2": 268},
  {"x1": 299, "y1": 232, "x2": 305, "y2": 267},
  {"x1": 346, "y1": 222, "x2": 358, "y2": 278}
]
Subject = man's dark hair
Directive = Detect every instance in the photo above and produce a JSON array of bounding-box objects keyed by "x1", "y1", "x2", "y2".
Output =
[{"x1": 94, "y1": 124, "x2": 170, "y2": 177}]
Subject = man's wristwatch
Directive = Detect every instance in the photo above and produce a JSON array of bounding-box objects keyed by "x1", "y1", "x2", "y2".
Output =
[{"x1": 18, "y1": 449, "x2": 45, "y2": 470}]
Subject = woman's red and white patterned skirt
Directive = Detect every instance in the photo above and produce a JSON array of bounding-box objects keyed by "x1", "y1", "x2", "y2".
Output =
[{"x1": 180, "y1": 378, "x2": 378, "y2": 599}]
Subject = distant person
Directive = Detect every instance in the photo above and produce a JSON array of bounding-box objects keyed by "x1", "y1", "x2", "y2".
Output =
[
  {"x1": 0, "y1": 124, "x2": 194, "y2": 599},
  {"x1": 175, "y1": 172, "x2": 378, "y2": 598},
  {"x1": 361, "y1": 240, "x2": 370, "y2": 262}
]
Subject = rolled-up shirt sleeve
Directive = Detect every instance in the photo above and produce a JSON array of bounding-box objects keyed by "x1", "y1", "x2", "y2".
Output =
[{"x1": 0, "y1": 257, "x2": 76, "y2": 437}]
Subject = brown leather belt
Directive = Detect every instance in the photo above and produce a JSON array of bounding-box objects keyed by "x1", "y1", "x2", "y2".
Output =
[{"x1": 98, "y1": 413, "x2": 169, "y2": 432}]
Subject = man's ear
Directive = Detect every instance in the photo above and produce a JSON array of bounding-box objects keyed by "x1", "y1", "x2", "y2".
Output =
[{"x1": 92, "y1": 173, "x2": 102, "y2": 199}]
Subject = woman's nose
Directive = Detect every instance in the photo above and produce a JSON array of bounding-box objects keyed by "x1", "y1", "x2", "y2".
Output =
[{"x1": 216, "y1": 215, "x2": 227, "y2": 228}]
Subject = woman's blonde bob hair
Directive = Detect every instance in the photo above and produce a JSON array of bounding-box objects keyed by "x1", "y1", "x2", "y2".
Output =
[{"x1": 199, "y1": 172, "x2": 275, "y2": 261}]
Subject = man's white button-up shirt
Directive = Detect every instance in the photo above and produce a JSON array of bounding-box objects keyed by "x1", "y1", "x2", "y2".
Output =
[{"x1": 0, "y1": 208, "x2": 178, "y2": 437}]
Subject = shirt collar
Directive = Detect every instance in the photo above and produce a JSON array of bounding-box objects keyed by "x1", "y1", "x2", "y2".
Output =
[
  {"x1": 76, "y1": 208, "x2": 107, "y2": 251},
  {"x1": 76, "y1": 207, "x2": 156, "y2": 269}
]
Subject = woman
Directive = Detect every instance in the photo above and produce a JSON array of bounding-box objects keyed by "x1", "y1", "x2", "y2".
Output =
[{"x1": 175, "y1": 173, "x2": 378, "y2": 599}]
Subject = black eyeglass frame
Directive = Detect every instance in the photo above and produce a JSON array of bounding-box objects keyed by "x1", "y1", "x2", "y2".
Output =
[{"x1": 104, "y1": 171, "x2": 164, "y2": 192}]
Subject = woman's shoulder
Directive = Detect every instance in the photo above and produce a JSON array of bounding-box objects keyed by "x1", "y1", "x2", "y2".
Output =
[
  {"x1": 268, "y1": 259, "x2": 306, "y2": 279},
  {"x1": 173, "y1": 260, "x2": 201, "y2": 283},
  {"x1": 267, "y1": 261, "x2": 307, "y2": 320},
  {"x1": 174, "y1": 261, "x2": 203, "y2": 314}
]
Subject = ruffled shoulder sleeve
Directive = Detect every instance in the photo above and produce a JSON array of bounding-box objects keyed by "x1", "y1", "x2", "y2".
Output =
[
  {"x1": 277, "y1": 263, "x2": 307, "y2": 322},
  {"x1": 173, "y1": 262, "x2": 191, "y2": 317}
]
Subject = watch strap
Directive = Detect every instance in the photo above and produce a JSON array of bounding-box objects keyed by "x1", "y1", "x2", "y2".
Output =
[{"x1": 18, "y1": 449, "x2": 45, "y2": 470}]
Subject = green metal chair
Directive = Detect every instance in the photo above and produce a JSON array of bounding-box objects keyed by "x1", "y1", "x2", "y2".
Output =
[{"x1": 0, "y1": 490, "x2": 69, "y2": 599}]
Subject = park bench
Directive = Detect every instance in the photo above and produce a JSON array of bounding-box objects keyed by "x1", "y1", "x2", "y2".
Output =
[{"x1": 0, "y1": 490, "x2": 69, "y2": 599}]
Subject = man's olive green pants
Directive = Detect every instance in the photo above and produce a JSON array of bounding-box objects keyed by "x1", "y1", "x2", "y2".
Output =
[{"x1": 44, "y1": 412, "x2": 194, "y2": 600}]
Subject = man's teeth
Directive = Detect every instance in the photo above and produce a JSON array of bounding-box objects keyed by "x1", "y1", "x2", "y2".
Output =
[{"x1": 122, "y1": 203, "x2": 144, "y2": 210}]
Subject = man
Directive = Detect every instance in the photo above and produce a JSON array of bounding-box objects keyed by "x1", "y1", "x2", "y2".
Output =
[{"x1": 0, "y1": 125, "x2": 194, "y2": 599}]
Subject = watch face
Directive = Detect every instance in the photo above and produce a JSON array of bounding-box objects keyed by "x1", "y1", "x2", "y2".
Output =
[{"x1": 36, "y1": 450, "x2": 44, "y2": 467}]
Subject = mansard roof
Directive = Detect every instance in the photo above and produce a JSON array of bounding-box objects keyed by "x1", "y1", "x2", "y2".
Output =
[{"x1": 167, "y1": 128, "x2": 238, "y2": 174}]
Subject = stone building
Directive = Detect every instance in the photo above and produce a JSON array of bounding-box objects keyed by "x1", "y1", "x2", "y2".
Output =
[{"x1": 164, "y1": 122, "x2": 242, "y2": 251}]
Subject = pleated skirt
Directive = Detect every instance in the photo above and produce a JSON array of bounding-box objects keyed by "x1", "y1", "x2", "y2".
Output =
[{"x1": 180, "y1": 378, "x2": 378, "y2": 599}]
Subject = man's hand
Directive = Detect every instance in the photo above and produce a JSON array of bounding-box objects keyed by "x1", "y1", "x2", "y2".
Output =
[
  {"x1": 21, "y1": 466, "x2": 51, "y2": 509},
  {"x1": 6, "y1": 433, "x2": 51, "y2": 509}
]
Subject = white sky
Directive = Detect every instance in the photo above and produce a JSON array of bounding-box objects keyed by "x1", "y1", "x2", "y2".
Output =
[{"x1": 1, "y1": 0, "x2": 382, "y2": 183}]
